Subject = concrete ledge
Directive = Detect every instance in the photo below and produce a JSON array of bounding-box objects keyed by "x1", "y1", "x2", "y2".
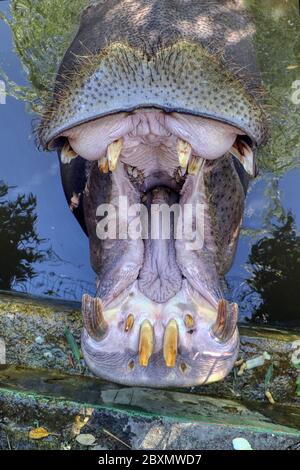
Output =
[{"x1": 0, "y1": 365, "x2": 300, "y2": 450}]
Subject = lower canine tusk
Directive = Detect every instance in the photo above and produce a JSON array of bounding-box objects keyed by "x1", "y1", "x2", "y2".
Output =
[
  {"x1": 211, "y1": 299, "x2": 238, "y2": 342},
  {"x1": 163, "y1": 319, "x2": 178, "y2": 368},
  {"x1": 82, "y1": 294, "x2": 108, "y2": 341},
  {"x1": 139, "y1": 320, "x2": 154, "y2": 367}
]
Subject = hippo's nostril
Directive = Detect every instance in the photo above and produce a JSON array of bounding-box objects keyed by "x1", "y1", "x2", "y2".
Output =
[
  {"x1": 124, "y1": 314, "x2": 134, "y2": 332},
  {"x1": 82, "y1": 294, "x2": 108, "y2": 341},
  {"x1": 138, "y1": 320, "x2": 154, "y2": 367},
  {"x1": 163, "y1": 319, "x2": 179, "y2": 368},
  {"x1": 211, "y1": 300, "x2": 238, "y2": 343}
]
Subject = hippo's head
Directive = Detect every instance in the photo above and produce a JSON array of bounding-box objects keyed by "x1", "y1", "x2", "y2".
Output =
[{"x1": 38, "y1": 0, "x2": 268, "y2": 387}]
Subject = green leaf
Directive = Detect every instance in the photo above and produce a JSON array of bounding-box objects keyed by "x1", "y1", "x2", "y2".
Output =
[
  {"x1": 264, "y1": 363, "x2": 274, "y2": 388},
  {"x1": 64, "y1": 327, "x2": 81, "y2": 368}
]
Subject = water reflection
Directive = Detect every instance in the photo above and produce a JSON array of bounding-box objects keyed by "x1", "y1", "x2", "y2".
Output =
[
  {"x1": 242, "y1": 210, "x2": 300, "y2": 324},
  {"x1": 0, "y1": 181, "x2": 47, "y2": 290}
]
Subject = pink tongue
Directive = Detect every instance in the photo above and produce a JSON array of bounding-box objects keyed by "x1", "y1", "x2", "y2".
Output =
[{"x1": 138, "y1": 187, "x2": 182, "y2": 303}]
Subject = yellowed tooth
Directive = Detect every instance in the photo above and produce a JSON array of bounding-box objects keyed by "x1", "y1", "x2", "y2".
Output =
[
  {"x1": 176, "y1": 139, "x2": 192, "y2": 173},
  {"x1": 188, "y1": 156, "x2": 204, "y2": 175},
  {"x1": 61, "y1": 141, "x2": 78, "y2": 164},
  {"x1": 184, "y1": 314, "x2": 194, "y2": 329},
  {"x1": 230, "y1": 139, "x2": 255, "y2": 177},
  {"x1": 125, "y1": 314, "x2": 134, "y2": 332},
  {"x1": 139, "y1": 320, "x2": 154, "y2": 367},
  {"x1": 98, "y1": 156, "x2": 109, "y2": 174},
  {"x1": 163, "y1": 319, "x2": 178, "y2": 368},
  {"x1": 107, "y1": 138, "x2": 123, "y2": 172}
]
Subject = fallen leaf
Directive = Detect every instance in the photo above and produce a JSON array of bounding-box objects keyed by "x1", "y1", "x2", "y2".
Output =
[
  {"x1": 29, "y1": 427, "x2": 50, "y2": 440},
  {"x1": 72, "y1": 415, "x2": 91, "y2": 436},
  {"x1": 75, "y1": 433, "x2": 96, "y2": 446},
  {"x1": 232, "y1": 437, "x2": 253, "y2": 450}
]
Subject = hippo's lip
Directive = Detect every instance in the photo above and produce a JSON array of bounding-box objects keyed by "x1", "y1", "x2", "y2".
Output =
[{"x1": 38, "y1": 41, "x2": 268, "y2": 151}]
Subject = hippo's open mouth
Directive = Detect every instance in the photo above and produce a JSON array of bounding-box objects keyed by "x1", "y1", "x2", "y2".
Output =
[
  {"x1": 54, "y1": 108, "x2": 255, "y2": 387},
  {"x1": 39, "y1": 33, "x2": 268, "y2": 387}
]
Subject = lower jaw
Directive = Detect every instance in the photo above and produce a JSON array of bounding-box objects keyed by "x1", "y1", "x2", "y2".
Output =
[{"x1": 81, "y1": 280, "x2": 239, "y2": 388}]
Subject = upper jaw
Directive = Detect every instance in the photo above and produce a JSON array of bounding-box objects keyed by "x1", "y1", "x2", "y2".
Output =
[{"x1": 38, "y1": 41, "x2": 268, "y2": 151}]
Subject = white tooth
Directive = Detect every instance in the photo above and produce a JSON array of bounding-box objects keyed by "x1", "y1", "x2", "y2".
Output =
[
  {"x1": 188, "y1": 155, "x2": 204, "y2": 175},
  {"x1": 230, "y1": 140, "x2": 255, "y2": 177},
  {"x1": 176, "y1": 139, "x2": 192, "y2": 173},
  {"x1": 107, "y1": 138, "x2": 123, "y2": 172},
  {"x1": 61, "y1": 142, "x2": 78, "y2": 164}
]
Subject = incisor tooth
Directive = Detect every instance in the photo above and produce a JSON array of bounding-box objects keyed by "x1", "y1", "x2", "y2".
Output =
[
  {"x1": 139, "y1": 320, "x2": 154, "y2": 367},
  {"x1": 184, "y1": 314, "x2": 194, "y2": 329},
  {"x1": 163, "y1": 319, "x2": 178, "y2": 368},
  {"x1": 125, "y1": 314, "x2": 134, "y2": 332},
  {"x1": 98, "y1": 156, "x2": 109, "y2": 174},
  {"x1": 176, "y1": 139, "x2": 192, "y2": 172},
  {"x1": 188, "y1": 156, "x2": 203, "y2": 175},
  {"x1": 107, "y1": 138, "x2": 123, "y2": 172},
  {"x1": 61, "y1": 142, "x2": 78, "y2": 164}
]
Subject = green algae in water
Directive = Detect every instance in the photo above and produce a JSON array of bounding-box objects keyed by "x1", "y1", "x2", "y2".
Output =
[{"x1": 0, "y1": 0, "x2": 92, "y2": 112}]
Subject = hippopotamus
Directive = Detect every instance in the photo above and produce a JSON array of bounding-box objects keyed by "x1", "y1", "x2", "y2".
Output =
[{"x1": 38, "y1": 0, "x2": 268, "y2": 387}]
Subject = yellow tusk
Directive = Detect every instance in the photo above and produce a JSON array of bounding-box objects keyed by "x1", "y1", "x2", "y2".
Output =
[
  {"x1": 125, "y1": 314, "x2": 134, "y2": 332},
  {"x1": 176, "y1": 138, "x2": 192, "y2": 172},
  {"x1": 163, "y1": 319, "x2": 178, "y2": 368},
  {"x1": 107, "y1": 138, "x2": 123, "y2": 172},
  {"x1": 61, "y1": 141, "x2": 78, "y2": 164},
  {"x1": 98, "y1": 156, "x2": 109, "y2": 174},
  {"x1": 184, "y1": 314, "x2": 194, "y2": 329},
  {"x1": 188, "y1": 155, "x2": 204, "y2": 175},
  {"x1": 138, "y1": 320, "x2": 154, "y2": 367}
]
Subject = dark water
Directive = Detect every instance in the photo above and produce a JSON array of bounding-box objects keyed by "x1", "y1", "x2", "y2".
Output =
[{"x1": 0, "y1": 0, "x2": 299, "y2": 325}]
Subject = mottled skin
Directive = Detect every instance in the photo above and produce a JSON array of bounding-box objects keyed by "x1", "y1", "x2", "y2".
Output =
[{"x1": 39, "y1": 0, "x2": 268, "y2": 387}]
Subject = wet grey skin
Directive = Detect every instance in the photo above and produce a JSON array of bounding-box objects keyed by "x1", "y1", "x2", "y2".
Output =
[{"x1": 38, "y1": 0, "x2": 269, "y2": 388}]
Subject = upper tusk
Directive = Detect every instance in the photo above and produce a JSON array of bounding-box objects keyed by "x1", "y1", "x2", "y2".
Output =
[
  {"x1": 163, "y1": 319, "x2": 178, "y2": 368},
  {"x1": 188, "y1": 155, "x2": 204, "y2": 175},
  {"x1": 98, "y1": 155, "x2": 109, "y2": 174},
  {"x1": 230, "y1": 139, "x2": 256, "y2": 177},
  {"x1": 82, "y1": 294, "x2": 108, "y2": 341},
  {"x1": 107, "y1": 138, "x2": 123, "y2": 172},
  {"x1": 176, "y1": 138, "x2": 192, "y2": 173},
  {"x1": 211, "y1": 299, "x2": 238, "y2": 342},
  {"x1": 61, "y1": 141, "x2": 78, "y2": 164},
  {"x1": 139, "y1": 320, "x2": 154, "y2": 367}
]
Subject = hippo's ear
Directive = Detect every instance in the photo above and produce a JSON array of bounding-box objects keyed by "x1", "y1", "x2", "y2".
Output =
[{"x1": 58, "y1": 151, "x2": 88, "y2": 235}]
